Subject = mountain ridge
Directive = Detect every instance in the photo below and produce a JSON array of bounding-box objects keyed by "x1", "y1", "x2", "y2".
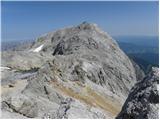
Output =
[{"x1": 1, "y1": 22, "x2": 155, "y2": 119}]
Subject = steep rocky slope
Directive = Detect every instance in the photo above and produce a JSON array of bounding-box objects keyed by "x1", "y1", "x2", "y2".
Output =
[
  {"x1": 117, "y1": 67, "x2": 159, "y2": 119},
  {"x1": 1, "y1": 22, "x2": 138, "y2": 118},
  {"x1": 130, "y1": 59, "x2": 145, "y2": 81}
]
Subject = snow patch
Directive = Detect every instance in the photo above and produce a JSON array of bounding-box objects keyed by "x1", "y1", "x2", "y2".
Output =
[
  {"x1": 0, "y1": 66, "x2": 11, "y2": 71},
  {"x1": 33, "y1": 44, "x2": 44, "y2": 52}
]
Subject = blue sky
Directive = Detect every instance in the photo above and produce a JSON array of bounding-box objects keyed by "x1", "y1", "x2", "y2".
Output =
[{"x1": 1, "y1": 1, "x2": 159, "y2": 42}]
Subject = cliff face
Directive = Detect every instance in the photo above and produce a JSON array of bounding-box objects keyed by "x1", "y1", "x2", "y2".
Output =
[
  {"x1": 1, "y1": 22, "x2": 138, "y2": 118},
  {"x1": 130, "y1": 59, "x2": 145, "y2": 81},
  {"x1": 117, "y1": 67, "x2": 159, "y2": 119}
]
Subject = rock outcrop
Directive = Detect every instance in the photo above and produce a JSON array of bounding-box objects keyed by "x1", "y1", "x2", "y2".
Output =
[
  {"x1": 116, "y1": 67, "x2": 159, "y2": 119},
  {"x1": 1, "y1": 22, "x2": 138, "y2": 118}
]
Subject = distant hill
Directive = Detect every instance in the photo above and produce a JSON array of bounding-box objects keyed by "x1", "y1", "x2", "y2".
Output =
[
  {"x1": 114, "y1": 36, "x2": 159, "y2": 47},
  {"x1": 117, "y1": 42, "x2": 158, "y2": 54},
  {"x1": 115, "y1": 36, "x2": 159, "y2": 74},
  {"x1": 1, "y1": 39, "x2": 34, "y2": 51},
  {"x1": 128, "y1": 54, "x2": 158, "y2": 74}
]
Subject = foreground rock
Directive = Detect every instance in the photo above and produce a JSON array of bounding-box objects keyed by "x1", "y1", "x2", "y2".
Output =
[
  {"x1": 1, "y1": 22, "x2": 138, "y2": 118},
  {"x1": 116, "y1": 67, "x2": 159, "y2": 119}
]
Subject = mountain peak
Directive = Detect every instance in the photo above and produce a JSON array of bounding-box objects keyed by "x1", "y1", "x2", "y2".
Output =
[
  {"x1": 2, "y1": 22, "x2": 139, "y2": 119},
  {"x1": 76, "y1": 21, "x2": 97, "y2": 30}
]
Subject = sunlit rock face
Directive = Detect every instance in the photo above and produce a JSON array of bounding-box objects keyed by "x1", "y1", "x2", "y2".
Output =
[{"x1": 1, "y1": 22, "x2": 138, "y2": 118}]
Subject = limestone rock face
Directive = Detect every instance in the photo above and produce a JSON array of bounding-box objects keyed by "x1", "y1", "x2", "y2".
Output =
[
  {"x1": 29, "y1": 22, "x2": 137, "y2": 97},
  {"x1": 116, "y1": 67, "x2": 159, "y2": 119},
  {"x1": 1, "y1": 22, "x2": 138, "y2": 118}
]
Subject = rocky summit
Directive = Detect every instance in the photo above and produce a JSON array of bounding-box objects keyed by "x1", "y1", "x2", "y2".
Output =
[{"x1": 1, "y1": 22, "x2": 158, "y2": 119}]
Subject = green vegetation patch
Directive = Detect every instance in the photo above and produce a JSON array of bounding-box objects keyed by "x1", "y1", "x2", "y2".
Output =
[{"x1": 37, "y1": 37, "x2": 44, "y2": 42}]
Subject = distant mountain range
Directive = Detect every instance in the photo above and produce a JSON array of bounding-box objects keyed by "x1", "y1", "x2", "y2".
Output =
[
  {"x1": 115, "y1": 36, "x2": 159, "y2": 74},
  {"x1": 114, "y1": 36, "x2": 159, "y2": 47},
  {"x1": 117, "y1": 42, "x2": 158, "y2": 54},
  {"x1": 1, "y1": 40, "x2": 34, "y2": 51}
]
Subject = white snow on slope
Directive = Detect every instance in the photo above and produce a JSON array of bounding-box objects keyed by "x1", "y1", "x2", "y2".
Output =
[
  {"x1": 0, "y1": 67, "x2": 11, "y2": 71},
  {"x1": 33, "y1": 44, "x2": 44, "y2": 52},
  {"x1": 0, "y1": 67, "x2": 10, "y2": 70}
]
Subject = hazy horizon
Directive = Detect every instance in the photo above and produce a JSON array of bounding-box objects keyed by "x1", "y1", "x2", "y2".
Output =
[{"x1": 2, "y1": 1, "x2": 159, "y2": 42}]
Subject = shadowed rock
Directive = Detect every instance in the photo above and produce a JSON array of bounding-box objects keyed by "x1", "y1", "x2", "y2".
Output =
[{"x1": 116, "y1": 67, "x2": 159, "y2": 119}]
